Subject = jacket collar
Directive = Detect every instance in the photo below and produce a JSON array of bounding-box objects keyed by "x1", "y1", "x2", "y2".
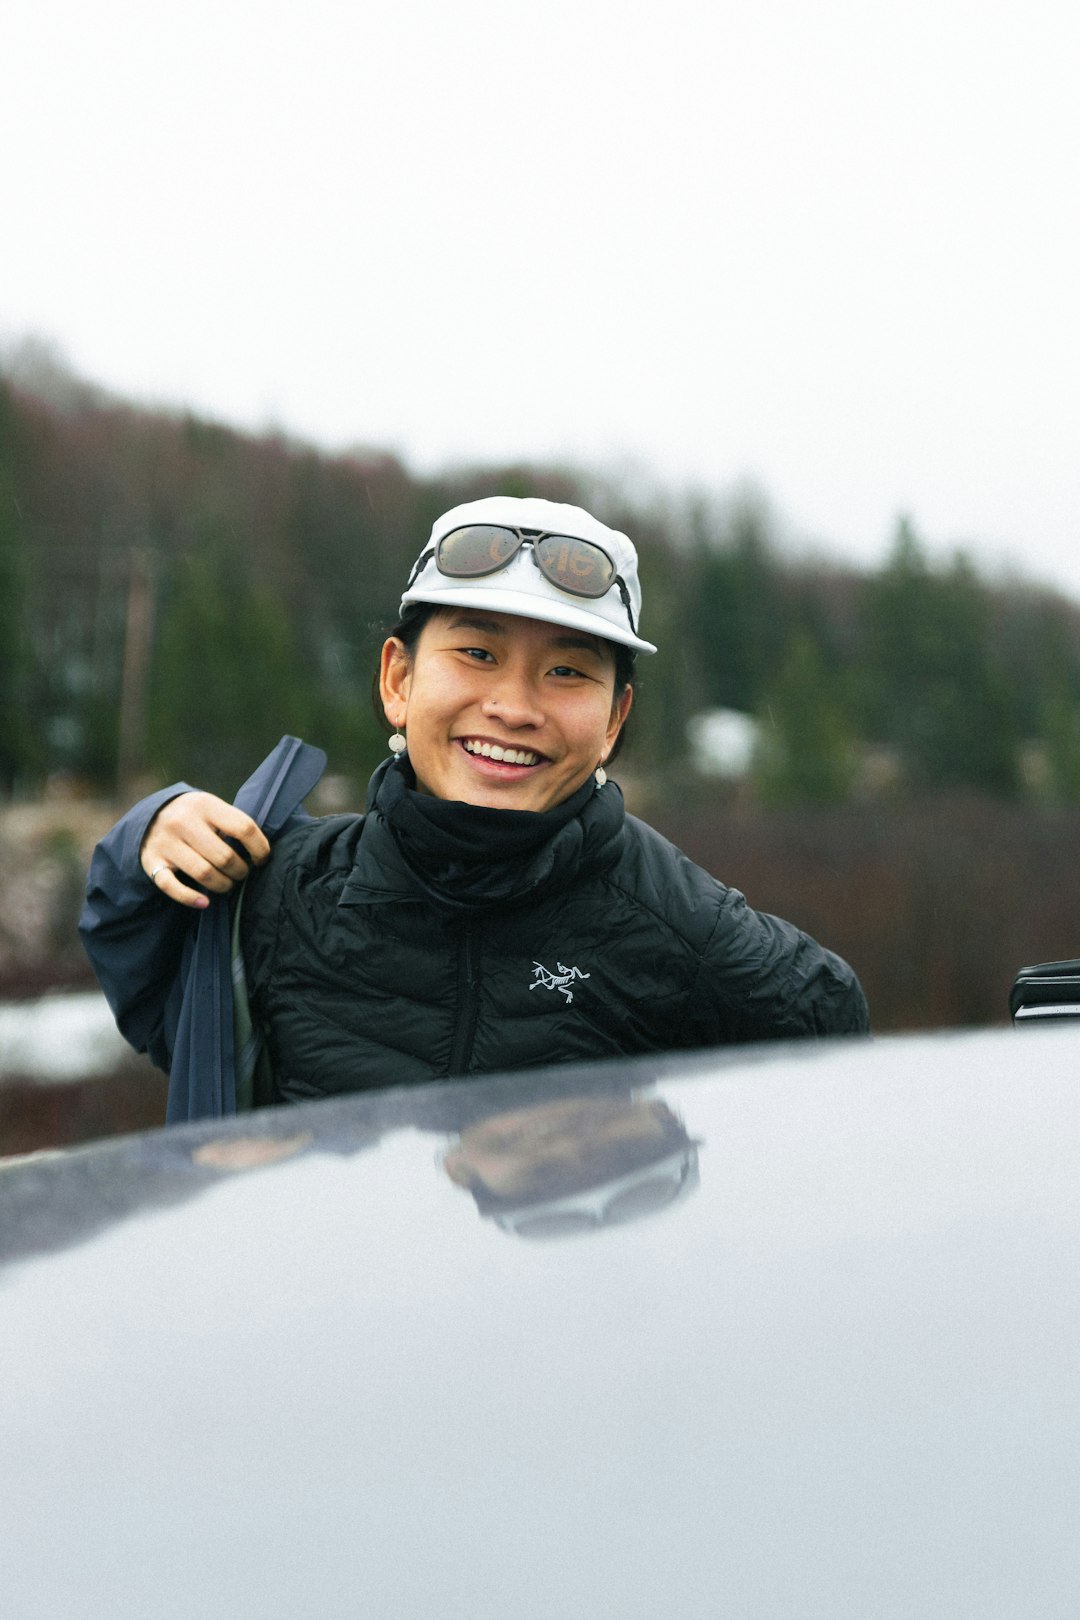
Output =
[
  {"x1": 340, "y1": 757, "x2": 625, "y2": 913},
  {"x1": 339, "y1": 811, "x2": 429, "y2": 906}
]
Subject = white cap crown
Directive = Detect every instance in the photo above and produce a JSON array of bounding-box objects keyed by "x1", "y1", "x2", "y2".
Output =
[{"x1": 399, "y1": 495, "x2": 656, "y2": 655}]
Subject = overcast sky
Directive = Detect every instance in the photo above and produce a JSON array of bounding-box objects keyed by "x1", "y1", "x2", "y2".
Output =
[{"x1": 4, "y1": 0, "x2": 1078, "y2": 596}]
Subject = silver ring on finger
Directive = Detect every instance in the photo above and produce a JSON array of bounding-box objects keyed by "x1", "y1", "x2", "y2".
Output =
[{"x1": 149, "y1": 864, "x2": 168, "y2": 884}]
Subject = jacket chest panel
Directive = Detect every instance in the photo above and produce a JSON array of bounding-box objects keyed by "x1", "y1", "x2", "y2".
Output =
[
  {"x1": 308, "y1": 893, "x2": 699, "y2": 1031},
  {"x1": 261, "y1": 871, "x2": 702, "y2": 1097}
]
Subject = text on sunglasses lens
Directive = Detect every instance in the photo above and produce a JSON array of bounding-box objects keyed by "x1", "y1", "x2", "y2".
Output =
[
  {"x1": 535, "y1": 536, "x2": 615, "y2": 595},
  {"x1": 436, "y1": 526, "x2": 617, "y2": 599}
]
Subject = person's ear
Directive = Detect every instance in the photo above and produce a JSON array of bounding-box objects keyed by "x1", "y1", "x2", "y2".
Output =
[
  {"x1": 379, "y1": 637, "x2": 411, "y2": 727},
  {"x1": 604, "y1": 684, "x2": 633, "y2": 755}
]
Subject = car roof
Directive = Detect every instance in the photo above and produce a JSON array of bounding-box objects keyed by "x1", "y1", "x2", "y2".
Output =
[{"x1": 3, "y1": 1027, "x2": 1078, "y2": 1618}]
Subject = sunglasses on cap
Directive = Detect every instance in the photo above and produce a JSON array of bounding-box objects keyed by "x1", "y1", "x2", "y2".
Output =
[
  {"x1": 405, "y1": 524, "x2": 642, "y2": 638},
  {"x1": 492, "y1": 1143, "x2": 700, "y2": 1240}
]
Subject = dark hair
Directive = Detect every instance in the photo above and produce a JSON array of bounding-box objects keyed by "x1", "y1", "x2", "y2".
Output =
[{"x1": 371, "y1": 603, "x2": 636, "y2": 762}]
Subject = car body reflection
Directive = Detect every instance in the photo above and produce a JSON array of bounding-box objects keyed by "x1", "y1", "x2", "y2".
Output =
[
  {"x1": 0, "y1": 1062, "x2": 697, "y2": 1271},
  {"x1": 2, "y1": 1028, "x2": 1078, "y2": 1619}
]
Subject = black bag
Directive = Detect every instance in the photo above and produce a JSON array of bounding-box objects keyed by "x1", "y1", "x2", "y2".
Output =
[{"x1": 1009, "y1": 959, "x2": 1080, "y2": 1023}]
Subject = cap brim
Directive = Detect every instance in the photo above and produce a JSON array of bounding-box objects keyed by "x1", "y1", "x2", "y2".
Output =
[{"x1": 399, "y1": 582, "x2": 657, "y2": 656}]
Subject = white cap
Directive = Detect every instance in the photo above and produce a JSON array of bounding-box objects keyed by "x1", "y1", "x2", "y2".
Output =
[{"x1": 399, "y1": 495, "x2": 657, "y2": 655}]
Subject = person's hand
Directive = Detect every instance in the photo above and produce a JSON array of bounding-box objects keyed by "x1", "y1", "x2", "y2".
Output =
[{"x1": 140, "y1": 792, "x2": 271, "y2": 910}]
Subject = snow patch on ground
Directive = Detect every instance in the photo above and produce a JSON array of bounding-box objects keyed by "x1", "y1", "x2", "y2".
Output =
[{"x1": 0, "y1": 993, "x2": 130, "y2": 1083}]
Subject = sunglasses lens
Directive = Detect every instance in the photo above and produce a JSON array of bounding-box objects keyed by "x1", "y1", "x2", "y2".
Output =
[
  {"x1": 535, "y1": 535, "x2": 616, "y2": 598},
  {"x1": 434, "y1": 526, "x2": 620, "y2": 605},
  {"x1": 509, "y1": 1211, "x2": 597, "y2": 1240},
  {"x1": 437, "y1": 525, "x2": 522, "y2": 577},
  {"x1": 604, "y1": 1173, "x2": 686, "y2": 1223}
]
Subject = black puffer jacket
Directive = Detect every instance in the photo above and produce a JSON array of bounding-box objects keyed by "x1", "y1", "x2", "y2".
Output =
[{"x1": 241, "y1": 759, "x2": 868, "y2": 1104}]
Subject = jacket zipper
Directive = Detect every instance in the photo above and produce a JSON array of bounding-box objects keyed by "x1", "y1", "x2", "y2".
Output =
[{"x1": 448, "y1": 922, "x2": 480, "y2": 1076}]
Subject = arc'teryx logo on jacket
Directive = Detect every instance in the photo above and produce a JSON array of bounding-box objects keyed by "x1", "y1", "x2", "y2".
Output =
[{"x1": 530, "y1": 961, "x2": 591, "y2": 1003}]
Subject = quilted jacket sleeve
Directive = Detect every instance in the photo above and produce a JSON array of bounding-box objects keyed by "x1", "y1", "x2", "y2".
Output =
[{"x1": 688, "y1": 883, "x2": 870, "y2": 1042}]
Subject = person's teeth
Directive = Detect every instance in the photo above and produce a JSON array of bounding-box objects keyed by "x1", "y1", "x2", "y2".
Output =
[{"x1": 463, "y1": 740, "x2": 539, "y2": 766}]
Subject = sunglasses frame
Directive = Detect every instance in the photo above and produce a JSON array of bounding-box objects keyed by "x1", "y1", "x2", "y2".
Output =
[
  {"x1": 438, "y1": 525, "x2": 616, "y2": 599},
  {"x1": 406, "y1": 524, "x2": 641, "y2": 638},
  {"x1": 493, "y1": 1144, "x2": 700, "y2": 1239}
]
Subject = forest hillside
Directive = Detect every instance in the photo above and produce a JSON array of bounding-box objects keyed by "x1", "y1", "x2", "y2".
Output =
[{"x1": 3, "y1": 358, "x2": 1080, "y2": 1029}]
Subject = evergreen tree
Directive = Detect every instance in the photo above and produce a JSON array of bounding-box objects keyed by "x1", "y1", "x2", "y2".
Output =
[
  {"x1": 864, "y1": 520, "x2": 1019, "y2": 795},
  {"x1": 1034, "y1": 613, "x2": 1080, "y2": 804},
  {"x1": 0, "y1": 383, "x2": 39, "y2": 790},
  {"x1": 147, "y1": 527, "x2": 317, "y2": 795},
  {"x1": 753, "y1": 633, "x2": 856, "y2": 805},
  {"x1": 686, "y1": 498, "x2": 791, "y2": 714},
  {"x1": 1040, "y1": 684, "x2": 1080, "y2": 804}
]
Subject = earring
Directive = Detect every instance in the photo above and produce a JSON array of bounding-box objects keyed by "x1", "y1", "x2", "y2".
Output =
[
  {"x1": 389, "y1": 730, "x2": 407, "y2": 757},
  {"x1": 595, "y1": 764, "x2": 607, "y2": 788}
]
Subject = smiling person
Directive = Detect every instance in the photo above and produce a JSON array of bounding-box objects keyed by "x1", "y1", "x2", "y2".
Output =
[{"x1": 81, "y1": 495, "x2": 868, "y2": 1122}]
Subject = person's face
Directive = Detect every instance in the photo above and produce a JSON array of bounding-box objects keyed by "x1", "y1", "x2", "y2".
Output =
[
  {"x1": 442, "y1": 1096, "x2": 677, "y2": 1197},
  {"x1": 380, "y1": 609, "x2": 632, "y2": 812}
]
